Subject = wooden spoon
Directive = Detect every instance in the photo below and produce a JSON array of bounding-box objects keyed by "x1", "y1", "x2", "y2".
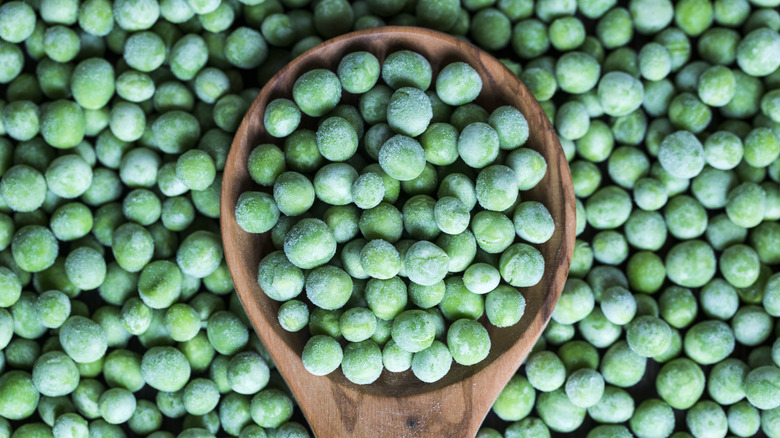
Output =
[{"x1": 221, "y1": 26, "x2": 576, "y2": 438}]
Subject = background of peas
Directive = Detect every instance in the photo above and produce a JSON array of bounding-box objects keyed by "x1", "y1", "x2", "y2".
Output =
[{"x1": 0, "y1": 0, "x2": 780, "y2": 437}]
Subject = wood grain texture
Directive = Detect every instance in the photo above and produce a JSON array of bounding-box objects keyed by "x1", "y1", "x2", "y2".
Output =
[{"x1": 220, "y1": 26, "x2": 576, "y2": 438}]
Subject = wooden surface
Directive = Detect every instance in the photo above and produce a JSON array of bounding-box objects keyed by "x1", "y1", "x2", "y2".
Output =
[{"x1": 220, "y1": 27, "x2": 576, "y2": 438}]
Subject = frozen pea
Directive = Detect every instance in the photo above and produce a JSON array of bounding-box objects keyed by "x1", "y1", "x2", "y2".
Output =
[
  {"x1": 638, "y1": 43, "x2": 672, "y2": 81},
  {"x1": 358, "y1": 239, "x2": 401, "y2": 281},
  {"x1": 359, "y1": 202, "x2": 403, "y2": 242},
  {"x1": 408, "y1": 280, "x2": 445, "y2": 310},
  {"x1": 685, "y1": 320, "x2": 735, "y2": 365},
  {"x1": 233, "y1": 192, "x2": 279, "y2": 234},
  {"x1": 65, "y1": 246, "x2": 106, "y2": 290},
  {"x1": 1, "y1": 165, "x2": 46, "y2": 213},
  {"x1": 586, "y1": 385, "x2": 634, "y2": 424},
  {"x1": 511, "y1": 18, "x2": 549, "y2": 59},
  {"x1": 658, "y1": 130, "x2": 706, "y2": 179},
  {"x1": 293, "y1": 69, "x2": 341, "y2": 117},
  {"x1": 447, "y1": 318, "x2": 490, "y2": 366},
  {"x1": 665, "y1": 240, "x2": 717, "y2": 288},
  {"x1": 224, "y1": 27, "x2": 267, "y2": 70},
  {"x1": 381, "y1": 339, "x2": 411, "y2": 373},
  {"x1": 283, "y1": 130, "x2": 322, "y2": 173},
  {"x1": 664, "y1": 195, "x2": 707, "y2": 240},
  {"x1": 339, "y1": 307, "x2": 376, "y2": 343},
  {"x1": 599, "y1": 340, "x2": 647, "y2": 387},
  {"x1": 418, "y1": 123, "x2": 457, "y2": 166},
  {"x1": 736, "y1": 28, "x2": 780, "y2": 77},
  {"x1": 744, "y1": 127, "x2": 780, "y2": 168},
  {"x1": 719, "y1": 244, "x2": 760, "y2": 289},
  {"x1": 708, "y1": 358, "x2": 750, "y2": 408},
  {"x1": 555, "y1": 101, "x2": 590, "y2": 141},
  {"x1": 600, "y1": 286, "x2": 636, "y2": 325},
  {"x1": 45, "y1": 155, "x2": 92, "y2": 200},
  {"x1": 548, "y1": 16, "x2": 585, "y2": 51},
  {"x1": 59, "y1": 316, "x2": 107, "y2": 364},
  {"x1": 43, "y1": 25, "x2": 80, "y2": 63},
  {"x1": 544, "y1": 320, "x2": 575, "y2": 346},
  {"x1": 432, "y1": 196, "x2": 468, "y2": 236},
  {"x1": 691, "y1": 167, "x2": 738, "y2": 210},
  {"x1": 513, "y1": 201, "x2": 554, "y2": 244},
  {"x1": 476, "y1": 165, "x2": 519, "y2": 212},
  {"x1": 263, "y1": 99, "x2": 300, "y2": 139},
  {"x1": 726, "y1": 400, "x2": 760, "y2": 437},
  {"x1": 0, "y1": 42, "x2": 24, "y2": 85},
  {"x1": 404, "y1": 241, "x2": 449, "y2": 286},
  {"x1": 435, "y1": 62, "x2": 482, "y2": 106},
  {"x1": 458, "y1": 122, "x2": 500, "y2": 169},
  {"x1": 411, "y1": 340, "x2": 452, "y2": 383},
  {"x1": 489, "y1": 106, "x2": 529, "y2": 150},
  {"x1": 141, "y1": 347, "x2": 191, "y2": 393},
  {"x1": 485, "y1": 285, "x2": 525, "y2": 327},
  {"x1": 98, "y1": 387, "x2": 136, "y2": 424},
  {"x1": 389, "y1": 310, "x2": 435, "y2": 353},
  {"x1": 520, "y1": 68, "x2": 557, "y2": 101},
  {"x1": 175, "y1": 150, "x2": 216, "y2": 192},
  {"x1": 706, "y1": 213, "x2": 747, "y2": 252},
  {"x1": 506, "y1": 148, "x2": 547, "y2": 191},
  {"x1": 12, "y1": 225, "x2": 58, "y2": 273},
  {"x1": 451, "y1": 103, "x2": 489, "y2": 131},
  {"x1": 3, "y1": 101, "x2": 41, "y2": 143},
  {"x1": 301, "y1": 335, "x2": 342, "y2": 376},
  {"x1": 624, "y1": 210, "x2": 667, "y2": 251},
  {"x1": 387, "y1": 87, "x2": 432, "y2": 137},
  {"x1": 564, "y1": 368, "x2": 604, "y2": 408},
  {"x1": 377, "y1": 134, "x2": 426, "y2": 182},
  {"x1": 382, "y1": 50, "x2": 432, "y2": 90},
  {"x1": 536, "y1": 388, "x2": 586, "y2": 433},
  {"x1": 305, "y1": 265, "x2": 352, "y2": 310},
  {"x1": 597, "y1": 72, "x2": 643, "y2": 117},
  {"x1": 525, "y1": 351, "x2": 565, "y2": 392},
  {"x1": 31, "y1": 351, "x2": 79, "y2": 398},
  {"x1": 312, "y1": 163, "x2": 358, "y2": 206},
  {"x1": 685, "y1": 400, "x2": 728, "y2": 438},
  {"x1": 462, "y1": 263, "x2": 500, "y2": 295},
  {"x1": 585, "y1": 186, "x2": 632, "y2": 230},
  {"x1": 608, "y1": 145, "x2": 648, "y2": 188},
  {"x1": 438, "y1": 276, "x2": 484, "y2": 321},
  {"x1": 492, "y1": 375, "x2": 535, "y2": 422},
  {"x1": 625, "y1": 315, "x2": 672, "y2": 358},
  {"x1": 113, "y1": 0, "x2": 159, "y2": 30},
  {"x1": 226, "y1": 351, "x2": 269, "y2": 395},
  {"x1": 732, "y1": 305, "x2": 773, "y2": 347},
  {"x1": 564, "y1": 65, "x2": 605, "y2": 108},
  {"x1": 336, "y1": 51, "x2": 380, "y2": 95},
  {"x1": 0, "y1": 2, "x2": 36, "y2": 43},
  {"x1": 630, "y1": 399, "x2": 675, "y2": 438},
  {"x1": 499, "y1": 243, "x2": 544, "y2": 288},
  {"x1": 341, "y1": 340, "x2": 383, "y2": 385},
  {"x1": 364, "y1": 276, "x2": 407, "y2": 321},
  {"x1": 726, "y1": 182, "x2": 766, "y2": 228},
  {"x1": 401, "y1": 196, "x2": 436, "y2": 241},
  {"x1": 0, "y1": 370, "x2": 39, "y2": 420},
  {"x1": 655, "y1": 358, "x2": 705, "y2": 410},
  {"x1": 765, "y1": 274, "x2": 780, "y2": 317},
  {"x1": 317, "y1": 116, "x2": 358, "y2": 162}
]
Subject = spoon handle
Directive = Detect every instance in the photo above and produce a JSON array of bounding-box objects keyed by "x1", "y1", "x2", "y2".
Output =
[{"x1": 297, "y1": 376, "x2": 491, "y2": 437}]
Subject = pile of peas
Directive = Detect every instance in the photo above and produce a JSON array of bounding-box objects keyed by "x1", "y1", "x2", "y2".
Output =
[
  {"x1": 237, "y1": 49, "x2": 552, "y2": 384},
  {"x1": 0, "y1": 0, "x2": 778, "y2": 436}
]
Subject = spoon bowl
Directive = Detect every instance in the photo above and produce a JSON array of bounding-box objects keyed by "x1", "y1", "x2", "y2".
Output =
[{"x1": 221, "y1": 26, "x2": 575, "y2": 437}]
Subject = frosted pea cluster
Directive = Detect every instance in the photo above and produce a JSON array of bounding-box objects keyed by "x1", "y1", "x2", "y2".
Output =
[{"x1": 238, "y1": 49, "x2": 552, "y2": 384}]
